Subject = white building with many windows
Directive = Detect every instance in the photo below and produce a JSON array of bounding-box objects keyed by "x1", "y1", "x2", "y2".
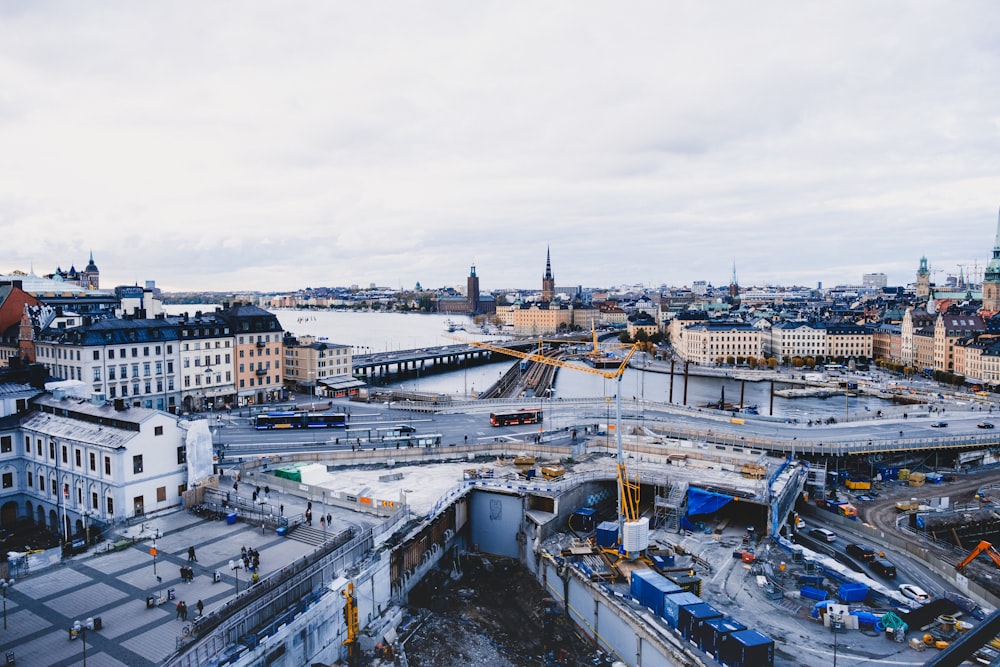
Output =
[{"x1": 4, "y1": 392, "x2": 191, "y2": 540}]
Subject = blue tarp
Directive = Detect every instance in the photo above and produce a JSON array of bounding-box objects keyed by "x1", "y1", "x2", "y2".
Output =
[{"x1": 687, "y1": 487, "x2": 735, "y2": 517}]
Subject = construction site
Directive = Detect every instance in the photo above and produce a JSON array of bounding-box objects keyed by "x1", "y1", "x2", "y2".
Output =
[{"x1": 40, "y1": 336, "x2": 1000, "y2": 667}]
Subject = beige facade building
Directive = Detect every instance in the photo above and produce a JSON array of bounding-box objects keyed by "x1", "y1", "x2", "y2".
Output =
[
  {"x1": 679, "y1": 323, "x2": 762, "y2": 365},
  {"x1": 283, "y1": 335, "x2": 352, "y2": 394}
]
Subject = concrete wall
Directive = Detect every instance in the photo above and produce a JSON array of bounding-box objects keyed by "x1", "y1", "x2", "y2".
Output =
[
  {"x1": 539, "y1": 557, "x2": 703, "y2": 667},
  {"x1": 470, "y1": 491, "x2": 524, "y2": 559}
]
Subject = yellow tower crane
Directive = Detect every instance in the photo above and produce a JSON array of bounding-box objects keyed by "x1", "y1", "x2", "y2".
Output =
[{"x1": 454, "y1": 335, "x2": 642, "y2": 549}]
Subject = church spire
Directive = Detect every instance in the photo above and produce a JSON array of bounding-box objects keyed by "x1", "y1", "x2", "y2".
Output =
[{"x1": 541, "y1": 246, "x2": 555, "y2": 303}]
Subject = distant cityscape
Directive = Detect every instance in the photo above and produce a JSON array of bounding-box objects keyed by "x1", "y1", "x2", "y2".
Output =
[{"x1": 2, "y1": 210, "x2": 1000, "y2": 415}]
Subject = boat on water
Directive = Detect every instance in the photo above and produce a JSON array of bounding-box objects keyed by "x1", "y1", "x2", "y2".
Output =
[{"x1": 444, "y1": 319, "x2": 459, "y2": 332}]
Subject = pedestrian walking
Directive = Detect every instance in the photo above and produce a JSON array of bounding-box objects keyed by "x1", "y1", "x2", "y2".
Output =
[
  {"x1": 327, "y1": 513, "x2": 331, "y2": 526},
  {"x1": 188, "y1": 545, "x2": 197, "y2": 562},
  {"x1": 176, "y1": 600, "x2": 184, "y2": 619},
  {"x1": 196, "y1": 599, "x2": 204, "y2": 616},
  {"x1": 181, "y1": 601, "x2": 188, "y2": 621},
  {"x1": 279, "y1": 504, "x2": 284, "y2": 516}
]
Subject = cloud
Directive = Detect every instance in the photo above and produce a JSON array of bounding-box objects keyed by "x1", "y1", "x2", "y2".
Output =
[{"x1": 2, "y1": 2, "x2": 1000, "y2": 292}]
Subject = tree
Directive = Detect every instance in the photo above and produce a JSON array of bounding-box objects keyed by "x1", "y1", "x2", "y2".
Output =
[
  {"x1": 767, "y1": 357, "x2": 778, "y2": 369},
  {"x1": 747, "y1": 357, "x2": 759, "y2": 369}
]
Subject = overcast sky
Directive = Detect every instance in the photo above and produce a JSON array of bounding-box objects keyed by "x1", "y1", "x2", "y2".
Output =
[{"x1": 3, "y1": 2, "x2": 1000, "y2": 293}]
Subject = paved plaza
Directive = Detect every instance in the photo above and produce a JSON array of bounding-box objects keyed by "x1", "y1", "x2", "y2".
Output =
[{"x1": 0, "y1": 480, "x2": 337, "y2": 667}]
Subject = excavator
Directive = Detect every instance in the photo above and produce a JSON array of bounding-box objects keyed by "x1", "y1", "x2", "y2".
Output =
[
  {"x1": 955, "y1": 540, "x2": 1000, "y2": 571},
  {"x1": 450, "y1": 333, "x2": 642, "y2": 555}
]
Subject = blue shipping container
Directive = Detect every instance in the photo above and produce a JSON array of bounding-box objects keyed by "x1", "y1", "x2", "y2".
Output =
[
  {"x1": 662, "y1": 591, "x2": 702, "y2": 629},
  {"x1": 678, "y1": 602, "x2": 723, "y2": 643},
  {"x1": 837, "y1": 582, "x2": 868, "y2": 603},
  {"x1": 595, "y1": 521, "x2": 618, "y2": 548},
  {"x1": 800, "y1": 585, "x2": 827, "y2": 601},
  {"x1": 573, "y1": 507, "x2": 597, "y2": 533},
  {"x1": 719, "y1": 629, "x2": 774, "y2": 667},
  {"x1": 698, "y1": 616, "x2": 746, "y2": 659},
  {"x1": 630, "y1": 569, "x2": 682, "y2": 616},
  {"x1": 651, "y1": 553, "x2": 675, "y2": 569}
]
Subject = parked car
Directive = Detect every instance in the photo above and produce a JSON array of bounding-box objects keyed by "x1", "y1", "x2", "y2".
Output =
[
  {"x1": 809, "y1": 528, "x2": 837, "y2": 542},
  {"x1": 846, "y1": 543, "x2": 878, "y2": 563},
  {"x1": 395, "y1": 424, "x2": 417, "y2": 434},
  {"x1": 871, "y1": 559, "x2": 898, "y2": 578},
  {"x1": 977, "y1": 421, "x2": 995, "y2": 429},
  {"x1": 930, "y1": 421, "x2": 948, "y2": 428},
  {"x1": 898, "y1": 583, "x2": 930, "y2": 602}
]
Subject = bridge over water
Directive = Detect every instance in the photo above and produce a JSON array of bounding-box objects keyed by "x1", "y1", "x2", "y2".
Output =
[{"x1": 352, "y1": 341, "x2": 533, "y2": 382}]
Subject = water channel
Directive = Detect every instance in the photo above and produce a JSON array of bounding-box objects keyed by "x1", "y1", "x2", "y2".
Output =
[{"x1": 166, "y1": 306, "x2": 900, "y2": 420}]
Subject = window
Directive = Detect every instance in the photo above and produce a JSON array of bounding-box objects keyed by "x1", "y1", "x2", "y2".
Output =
[
  {"x1": 107, "y1": 496, "x2": 114, "y2": 515},
  {"x1": 93, "y1": 350, "x2": 100, "y2": 361},
  {"x1": 27, "y1": 471, "x2": 32, "y2": 488},
  {"x1": 91, "y1": 491, "x2": 98, "y2": 510},
  {"x1": 93, "y1": 367, "x2": 101, "y2": 382},
  {"x1": 156, "y1": 486, "x2": 166, "y2": 502},
  {"x1": 177, "y1": 484, "x2": 186, "y2": 497},
  {"x1": 133, "y1": 455, "x2": 143, "y2": 474},
  {"x1": 105, "y1": 456, "x2": 111, "y2": 475},
  {"x1": 89, "y1": 452, "x2": 96, "y2": 471},
  {"x1": 49, "y1": 441, "x2": 55, "y2": 459},
  {"x1": 109, "y1": 367, "x2": 116, "y2": 380},
  {"x1": 62, "y1": 445, "x2": 68, "y2": 464},
  {"x1": 109, "y1": 349, "x2": 115, "y2": 359},
  {"x1": 143, "y1": 363, "x2": 151, "y2": 376},
  {"x1": 75, "y1": 449, "x2": 82, "y2": 467},
  {"x1": 155, "y1": 425, "x2": 164, "y2": 436},
  {"x1": 177, "y1": 446, "x2": 186, "y2": 464},
  {"x1": 0, "y1": 435, "x2": 11, "y2": 453},
  {"x1": 1, "y1": 472, "x2": 11, "y2": 489},
  {"x1": 39, "y1": 476, "x2": 45, "y2": 491}
]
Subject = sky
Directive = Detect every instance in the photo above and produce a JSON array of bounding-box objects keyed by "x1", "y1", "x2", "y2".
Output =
[{"x1": 2, "y1": 2, "x2": 1000, "y2": 294}]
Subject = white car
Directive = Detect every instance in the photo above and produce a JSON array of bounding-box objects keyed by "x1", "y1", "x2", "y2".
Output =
[{"x1": 898, "y1": 583, "x2": 930, "y2": 602}]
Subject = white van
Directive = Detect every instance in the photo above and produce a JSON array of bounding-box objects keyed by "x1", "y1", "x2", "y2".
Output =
[{"x1": 809, "y1": 528, "x2": 837, "y2": 542}]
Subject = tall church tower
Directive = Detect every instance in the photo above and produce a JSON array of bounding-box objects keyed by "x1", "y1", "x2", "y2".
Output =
[
  {"x1": 728, "y1": 261, "x2": 740, "y2": 303},
  {"x1": 467, "y1": 265, "x2": 480, "y2": 314},
  {"x1": 915, "y1": 256, "x2": 931, "y2": 299},
  {"x1": 81, "y1": 251, "x2": 100, "y2": 290},
  {"x1": 982, "y1": 208, "x2": 1000, "y2": 312},
  {"x1": 541, "y1": 247, "x2": 555, "y2": 303}
]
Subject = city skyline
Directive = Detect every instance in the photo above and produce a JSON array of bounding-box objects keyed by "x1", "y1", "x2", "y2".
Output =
[{"x1": 3, "y1": 3, "x2": 1000, "y2": 292}]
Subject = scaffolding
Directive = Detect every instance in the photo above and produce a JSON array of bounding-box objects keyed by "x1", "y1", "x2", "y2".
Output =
[
  {"x1": 807, "y1": 460, "x2": 827, "y2": 502},
  {"x1": 653, "y1": 480, "x2": 688, "y2": 533}
]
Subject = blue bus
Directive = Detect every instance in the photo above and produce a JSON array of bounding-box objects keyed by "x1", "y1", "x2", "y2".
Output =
[{"x1": 254, "y1": 412, "x2": 347, "y2": 429}]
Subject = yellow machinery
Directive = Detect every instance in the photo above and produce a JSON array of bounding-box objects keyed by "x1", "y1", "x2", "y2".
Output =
[
  {"x1": 956, "y1": 540, "x2": 1000, "y2": 570},
  {"x1": 342, "y1": 582, "x2": 360, "y2": 665},
  {"x1": 453, "y1": 335, "x2": 641, "y2": 542}
]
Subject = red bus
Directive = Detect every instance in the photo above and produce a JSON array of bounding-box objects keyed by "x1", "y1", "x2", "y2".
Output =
[{"x1": 490, "y1": 409, "x2": 543, "y2": 427}]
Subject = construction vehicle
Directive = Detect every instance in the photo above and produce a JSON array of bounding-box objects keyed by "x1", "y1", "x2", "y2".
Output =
[
  {"x1": 955, "y1": 540, "x2": 1000, "y2": 571},
  {"x1": 342, "y1": 582, "x2": 360, "y2": 666},
  {"x1": 451, "y1": 334, "x2": 641, "y2": 556}
]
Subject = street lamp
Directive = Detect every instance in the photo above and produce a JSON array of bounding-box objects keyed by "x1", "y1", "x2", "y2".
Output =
[
  {"x1": 228, "y1": 559, "x2": 243, "y2": 594},
  {"x1": 259, "y1": 499, "x2": 267, "y2": 534},
  {"x1": 1, "y1": 578, "x2": 13, "y2": 630},
  {"x1": 72, "y1": 617, "x2": 95, "y2": 666}
]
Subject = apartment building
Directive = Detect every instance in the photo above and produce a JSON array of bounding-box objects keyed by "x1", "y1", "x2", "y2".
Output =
[
  {"x1": 680, "y1": 322, "x2": 762, "y2": 365},
  {"x1": 5, "y1": 392, "x2": 188, "y2": 536},
  {"x1": 218, "y1": 303, "x2": 284, "y2": 407},
  {"x1": 283, "y1": 335, "x2": 352, "y2": 394}
]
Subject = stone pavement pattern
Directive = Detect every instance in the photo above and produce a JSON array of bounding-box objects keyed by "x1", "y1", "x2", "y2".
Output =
[{"x1": 0, "y1": 480, "x2": 333, "y2": 667}]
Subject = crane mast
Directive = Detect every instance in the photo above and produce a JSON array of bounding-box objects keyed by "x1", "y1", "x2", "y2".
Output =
[{"x1": 452, "y1": 335, "x2": 641, "y2": 551}]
